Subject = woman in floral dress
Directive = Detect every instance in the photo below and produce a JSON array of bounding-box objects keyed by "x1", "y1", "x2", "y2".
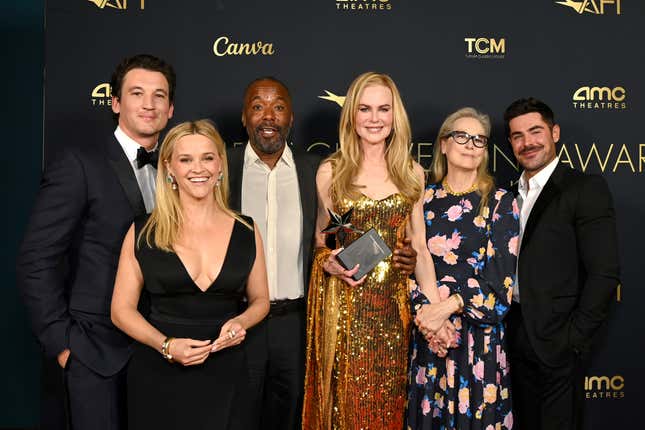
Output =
[{"x1": 408, "y1": 107, "x2": 519, "y2": 430}]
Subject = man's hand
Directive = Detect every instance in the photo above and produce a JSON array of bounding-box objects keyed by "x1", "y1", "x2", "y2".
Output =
[
  {"x1": 57, "y1": 348, "x2": 71, "y2": 369},
  {"x1": 393, "y1": 238, "x2": 417, "y2": 275}
]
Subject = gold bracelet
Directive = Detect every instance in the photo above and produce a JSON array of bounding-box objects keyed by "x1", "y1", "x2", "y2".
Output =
[
  {"x1": 453, "y1": 294, "x2": 465, "y2": 314},
  {"x1": 161, "y1": 337, "x2": 175, "y2": 362}
]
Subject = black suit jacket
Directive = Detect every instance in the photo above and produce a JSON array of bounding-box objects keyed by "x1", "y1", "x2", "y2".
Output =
[
  {"x1": 227, "y1": 144, "x2": 320, "y2": 291},
  {"x1": 17, "y1": 138, "x2": 147, "y2": 377},
  {"x1": 515, "y1": 163, "x2": 620, "y2": 367}
]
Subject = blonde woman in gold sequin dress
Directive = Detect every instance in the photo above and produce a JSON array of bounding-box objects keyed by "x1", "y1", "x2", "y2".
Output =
[{"x1": 302, "y1": 72, "x2": 458, "y2": 430}]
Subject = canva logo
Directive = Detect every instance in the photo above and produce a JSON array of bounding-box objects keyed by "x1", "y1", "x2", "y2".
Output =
[
  {"x1": 555, "y1": 0, "x2": 621, "y2": 15},
  {"x1": 88, "y1": 0, "x2": 145, "y2": 10},
  {"x1": 336, "y1": 0, "x2": 393, "y2": 11},
  {"x1": 465, "y1": 37, "x2": 506, "y2": 59},
  {"x1": 91, "y1": 83, "x2": 112, "y2": 107},
  {"x1": 572, "y1": 86, "x2": 626, "y2": 110},
  {"x1": 584, "y1": 375, "x2": 624, "y2": 399},
  {"x1": 213, "y1": 36, "x2": 275, "y2": 57}
]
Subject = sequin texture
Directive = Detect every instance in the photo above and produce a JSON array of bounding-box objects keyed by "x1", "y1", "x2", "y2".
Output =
[{"x1": 303, "y1": 193, "x2": 412, "y2": 429}]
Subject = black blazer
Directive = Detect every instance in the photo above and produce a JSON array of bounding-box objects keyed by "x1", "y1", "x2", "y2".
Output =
[
  {"x1": 17, "y1": 138, "x2": 146, "y2": 377},
  {"x1": 227, "y1": 144, "x2": 320, "y2": 292},
  {"x1": 515, "y1": 163, "x2": 620, "y2": 367}
]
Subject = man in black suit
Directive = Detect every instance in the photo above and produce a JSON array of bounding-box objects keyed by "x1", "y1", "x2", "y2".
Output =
[
  {"x1": 227, "y1": 77, "x2": 416, "y2": 430},
  {"x1": 504, "y1": 98, "x2": 620, "y2": 430},
  {"x1": 17, "y1": 54, "x2": 175, "y2": 430}
]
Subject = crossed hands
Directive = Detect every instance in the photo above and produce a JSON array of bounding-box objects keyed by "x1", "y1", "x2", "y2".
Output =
[
  {"x1": 166, "y1": 317, "x2": 246, "y2": 366},
  {"x1": 415, "y1": 303, "x2": 458, "y2": 358}
]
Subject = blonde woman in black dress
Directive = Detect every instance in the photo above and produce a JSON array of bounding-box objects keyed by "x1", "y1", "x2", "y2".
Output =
[{"x1": 111, "y1": 120, "x2": 269, "y2": 429}]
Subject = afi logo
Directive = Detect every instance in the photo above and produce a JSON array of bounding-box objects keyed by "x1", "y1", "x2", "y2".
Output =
[
  {"x1": 555, "y1": 0, "x2": 621, "y2": 15},
  {"x1": 87, "y1": 0, "x2": 145, "y2": 10},
  {"x1": 465, "y1": 38, "x2": 506, "y2": 54}
]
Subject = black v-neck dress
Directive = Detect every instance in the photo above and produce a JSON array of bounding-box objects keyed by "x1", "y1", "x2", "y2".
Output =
[{"x1": 127, "y1": 215, "x2": 255, "y2": 430}]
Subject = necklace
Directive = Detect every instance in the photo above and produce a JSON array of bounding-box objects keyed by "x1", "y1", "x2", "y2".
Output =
[{"x1": 442, "y1": 178, "x2": 478, "y2": 196}]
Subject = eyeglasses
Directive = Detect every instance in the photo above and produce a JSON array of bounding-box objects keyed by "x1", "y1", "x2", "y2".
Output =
[{"x1": 444, "y1": 130, "x2": 489, "y2": 148}]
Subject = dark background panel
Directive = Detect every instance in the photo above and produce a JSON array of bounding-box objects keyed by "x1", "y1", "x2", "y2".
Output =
[
  {"x1": 3, "y1": 0, "x2": 642, "y2": 427},
  {"x1": 1, "y1": 0, "x2": 44, "y2": 428}
]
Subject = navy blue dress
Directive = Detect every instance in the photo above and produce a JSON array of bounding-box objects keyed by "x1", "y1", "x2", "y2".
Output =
[{"x1": 407, "y1": 184, "x2": 519, "y2": 430}]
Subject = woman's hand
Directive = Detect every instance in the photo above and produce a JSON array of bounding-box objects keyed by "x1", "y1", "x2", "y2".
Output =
[
  {"x1": 415, "y1": 294, "x2": 463, "y2": 337},
  {"x1": 322, "y1": 248, "x2": 366, "y2": 287},
  {"x1": 426, "y1": 320, "x2": 457, "y2": 357},
  {"x1": 211, "y1": 318, "x2": 246, "y2": 352},
  {"x1": 415, "y1": 303, "x2": 450, "y2": 337},
  {"x1": 167, "y1": 338, "x2": 212, "y2": 366}
]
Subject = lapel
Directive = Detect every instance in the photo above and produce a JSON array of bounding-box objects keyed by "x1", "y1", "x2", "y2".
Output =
[
  {"x1": 106, "y1": 137, "x2": 147, "y2": 217},
  {"x1": 227, "y1": 145, "x2": 245, "y2": 212},
  {"x1": 293, "y1": 149, "x2": 317, "y2": 229},
  {"x1": 520, "y1": 163, "x2": 567, "y2": 253}
]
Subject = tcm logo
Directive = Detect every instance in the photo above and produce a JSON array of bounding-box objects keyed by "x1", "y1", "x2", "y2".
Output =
[
  {"x1": 213, "y1": 36, "x2": 275, "y2": 57},
  {"x1": 572, "y1": 86, "x2": 626, "y2": 110},
  {"x1": 336, "y1": 0, "x2": 393, "y2": 12},
  {"x1": 465, "y1": 38, "x2": 506, "y2": 59},
  {"x1": 555, "y1": 0, "x2": 621, "y2": 15},
  {"x1": 91, "y1": 83, "x2": 112, "y2": 107},
  {"x1": 584, "y1": 375, "x2": 625, "y2": 399},
  {"x1": 88, "y1": 0, "x2": 145, "y2": 9}
]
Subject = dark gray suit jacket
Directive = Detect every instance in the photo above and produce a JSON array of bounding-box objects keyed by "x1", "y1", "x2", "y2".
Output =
[{"x1": 17, "y1": 138, "x2": 146, "y2": 376}]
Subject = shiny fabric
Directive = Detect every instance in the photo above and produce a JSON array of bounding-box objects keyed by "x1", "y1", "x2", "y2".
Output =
[{"x1": 303, "y1": 193, "x2": 412, "y2": 430}]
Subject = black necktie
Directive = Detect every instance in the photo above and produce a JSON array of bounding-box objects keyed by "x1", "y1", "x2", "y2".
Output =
[{"x1": 136, "y1": 147, "x2": 159, "y2": 169}]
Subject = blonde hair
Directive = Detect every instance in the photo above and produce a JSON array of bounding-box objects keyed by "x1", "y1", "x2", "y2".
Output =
[
  {"x1": 139, "y1": 119, "x2": 250, "y2": 252},
  {"x1": 430, "y1": 107, "x2": 495, "y2": 216},
  {"x1": 328, "y1": 72, "x2": 422, "y2": 203}
]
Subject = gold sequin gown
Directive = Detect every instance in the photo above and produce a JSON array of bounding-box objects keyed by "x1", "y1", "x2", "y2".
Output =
[{"x1": 303, "y1": 193, "x2": 412, "y2": 430}]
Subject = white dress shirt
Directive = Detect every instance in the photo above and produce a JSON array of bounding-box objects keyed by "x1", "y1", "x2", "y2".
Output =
[
  {"x1": 514, "y1": 156, "x2": 560, "y2": 303},
  {"x1": 114, "y1": 126, "x2": 157, "y2": 213},
  {"x1": 241, "y1": 143, "x2": 304, "y2": 301}
]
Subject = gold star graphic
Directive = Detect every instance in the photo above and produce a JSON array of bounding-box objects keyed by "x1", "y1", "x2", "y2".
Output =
[
  {"x1": 555, "y1": 0, "x2": 598, "y2": 14},
  {"x1": 318, "y1": 90, "x2": 346, "y2": 107}
]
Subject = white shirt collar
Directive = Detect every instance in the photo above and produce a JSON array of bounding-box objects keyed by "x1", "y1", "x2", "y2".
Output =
[
  {"x1": 519, "y1": 156, "x2": 559, "y2": 192},
  {"x1": 243, "y1": 141, "x2": 294, "y2": 169},
  {"x1": 114, "y1": 126, "x2": 158, "y2": 162}
]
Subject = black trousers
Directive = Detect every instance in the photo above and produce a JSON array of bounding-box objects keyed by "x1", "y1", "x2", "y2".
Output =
[
  {"x1": 39, "y1": 353, "x2": 127, "y2": 430},
  {"x1": 245, "y1": 305, "x2": 305, "y2": 430},
  {"x1": 507, "y1": 304, "x2": 586, "y2": 430}
]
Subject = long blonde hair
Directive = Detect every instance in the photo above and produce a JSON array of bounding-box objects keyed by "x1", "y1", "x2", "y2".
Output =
[
  {"x1": 139, "y1": 119, "x2": 250, "y2": 252},
  {"x1": 329, "y1": 72, "x2": 422, "y2": 203},
  {"x1": 430, "y1": 107, "x2": 495, "y2": 216}
]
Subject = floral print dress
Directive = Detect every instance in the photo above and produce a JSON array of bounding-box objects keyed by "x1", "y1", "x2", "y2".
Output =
[{"x1": 407, "y1": 184, "x2": 519, "y2": 430}]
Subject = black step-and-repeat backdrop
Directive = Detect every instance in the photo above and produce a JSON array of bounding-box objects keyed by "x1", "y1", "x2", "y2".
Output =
[{"x1": 41, "y1": 0, "x2": 642, "y2": 428}]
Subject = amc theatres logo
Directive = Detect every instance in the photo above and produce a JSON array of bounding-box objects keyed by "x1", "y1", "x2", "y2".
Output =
[
  {"x1": 213, "y1": 36, "x2": 275, "y2": 57},
  {"x1": 465, "y1": 37, "x2": 506, "y2": 59},
  {"x1": 555, "y1": 0, "x2": 621, "y2": 15},
  {"x1": 88, "y1": 0, "x2": 145, "y2": 10},
  {"x1": 572, "y1": 86, "x2": 626, "y2": 110},
  {"x1": 91, "y1": 83, "x2": 112, "y2": 107},
  {"x1": 584, "y1": 375, "x2": 624, "y2": 399},
  {"x1": 336, "y1": 0, "x2": 393, "y2": 11}
]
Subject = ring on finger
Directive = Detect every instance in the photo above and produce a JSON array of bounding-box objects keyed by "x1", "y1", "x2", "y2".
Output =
[{"x1": 228, "y1": 329, "x2": 236, "y2": 339}]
